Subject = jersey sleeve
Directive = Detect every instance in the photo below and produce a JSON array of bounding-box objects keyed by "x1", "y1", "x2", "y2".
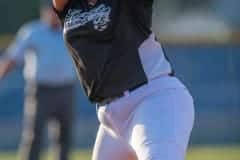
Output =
[{"x1": 5, "y1": 23, "x2": 35, "y2": 64}]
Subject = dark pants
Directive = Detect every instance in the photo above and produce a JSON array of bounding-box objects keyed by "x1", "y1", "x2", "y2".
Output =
[{"x1": 18, "y1": 83, "x2": 75, "y2": 160}]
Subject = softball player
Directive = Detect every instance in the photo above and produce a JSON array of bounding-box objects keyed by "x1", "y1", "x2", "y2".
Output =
[{"x1": 52, "y1": 0, "x2": 195, "y2": 160}]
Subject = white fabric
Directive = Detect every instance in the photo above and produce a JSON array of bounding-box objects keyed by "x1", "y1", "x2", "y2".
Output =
[
  {"x1": 138, "y1": 33, "x2": 172, "y2": 80},
  {"x1": 92, "y1": 76, "x2": 194, "y2": 160}
]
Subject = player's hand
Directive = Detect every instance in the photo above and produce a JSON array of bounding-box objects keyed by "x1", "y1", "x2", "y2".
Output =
[
  {"x1": 0, "y1": 59, "x2": 16, "y2": 80},
  {"x1": 0, "y1": 60, "x2": 5, "y2": 80}
]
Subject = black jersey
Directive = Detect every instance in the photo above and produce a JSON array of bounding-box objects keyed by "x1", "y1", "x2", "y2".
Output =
[{"x1": 54, "y1": 0, "x2": 170, "y2": 103}]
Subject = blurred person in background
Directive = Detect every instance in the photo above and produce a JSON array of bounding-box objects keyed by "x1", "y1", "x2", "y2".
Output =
[{"x1": 0, "y1": 0, "x2": 77, "y2": 160}]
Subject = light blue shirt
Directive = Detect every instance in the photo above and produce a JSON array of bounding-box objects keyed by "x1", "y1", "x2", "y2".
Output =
[{"x1": 6, "y1": 20, "x2": 77, "y2": 85}]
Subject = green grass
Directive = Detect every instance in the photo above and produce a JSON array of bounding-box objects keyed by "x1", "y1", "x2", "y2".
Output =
[
  {"x1": 0, "y1": 146, "x2": 240, "y2": 160},
  {"x1": 187, "y1": 146, "x2": 240, "y2": 160}
]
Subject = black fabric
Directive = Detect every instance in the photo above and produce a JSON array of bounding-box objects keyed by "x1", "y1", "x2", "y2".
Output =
[
  {"x1": 19, "y1": 84, "x2": 74, "y2": 160},
  {"x1": 54, "y1": 0, "x2": 154, "y2": 103}
]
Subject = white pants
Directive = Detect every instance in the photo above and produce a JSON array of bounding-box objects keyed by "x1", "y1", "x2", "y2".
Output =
[{"x1": 92, "y1": 76, "x2": 194, "y2": 160}]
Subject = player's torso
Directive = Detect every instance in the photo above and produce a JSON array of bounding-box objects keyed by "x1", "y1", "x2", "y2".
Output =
[{"x1": 60, "y1": 0, "x2": 172, "y2": 102}]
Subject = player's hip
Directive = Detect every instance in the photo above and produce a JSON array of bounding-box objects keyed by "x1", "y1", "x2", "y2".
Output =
[{"x1": 97, "y1": 75, "x2": 194, "y2": 137}]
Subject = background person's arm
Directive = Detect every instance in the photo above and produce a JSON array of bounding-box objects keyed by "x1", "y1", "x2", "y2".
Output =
[
  {"x1": 0, "y1": 59, "x2": 16, "y2": 80},
  {"x1": 0, "y1": 23, "x2": 34, "y2": 80}
]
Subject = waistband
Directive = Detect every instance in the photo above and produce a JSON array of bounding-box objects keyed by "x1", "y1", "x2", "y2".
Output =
[
  {"x1": 37, "y1": 83, "x2": 75, "y2": 90},
  {"x1": 98, "y1": 73, "x2": 178, "y2": 106},
  {"x1": 25, "y1": 82, "x2": 75, "y2": 91}
]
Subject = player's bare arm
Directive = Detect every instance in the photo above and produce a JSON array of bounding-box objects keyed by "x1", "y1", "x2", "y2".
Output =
[{"x1": 52, "y1": 0, "x2": 69, "y2": 11}]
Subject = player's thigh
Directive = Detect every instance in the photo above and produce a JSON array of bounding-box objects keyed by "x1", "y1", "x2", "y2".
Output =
[
  {"x1": 92, "y1": 125, "x2": 137, "y2": 160},
  {"x1": 129, "y1": 88, "x2": 194, "y2": 160}
]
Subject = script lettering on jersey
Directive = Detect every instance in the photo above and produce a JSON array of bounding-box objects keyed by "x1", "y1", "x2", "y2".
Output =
[{"x1": 64, "y1": 4, "x2": 111, "y2": 32}]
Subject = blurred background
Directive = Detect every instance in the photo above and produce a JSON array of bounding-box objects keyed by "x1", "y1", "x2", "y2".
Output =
[{"x1": 0, "y1": 0, "x2": 240, "y2": 159}]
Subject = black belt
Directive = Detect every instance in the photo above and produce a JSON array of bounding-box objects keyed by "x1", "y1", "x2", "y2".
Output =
[
  {"x1": 97, "y1": 73, "x2": 174, "y2": 106},
  {"x1": 97, "y1": 81, "x2": 146, "y2": 106}
]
